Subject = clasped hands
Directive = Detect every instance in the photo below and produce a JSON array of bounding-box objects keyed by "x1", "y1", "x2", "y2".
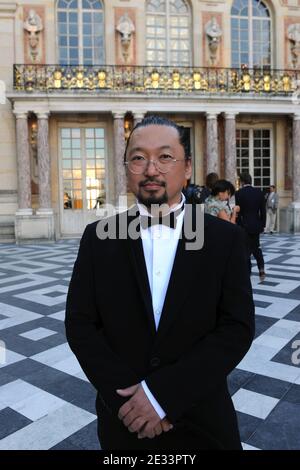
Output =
[{"x1": 116, "y1": 383, "x2": 173, "y2": 439}]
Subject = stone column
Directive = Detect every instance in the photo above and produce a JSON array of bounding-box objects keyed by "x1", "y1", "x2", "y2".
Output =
[
  {"x1": 15, "y1": 112, "x2": 32, "y2": 214},
  {"x1": 113, "y1": 112, "x2": 127, "y2": 208},
  {"x1": 36, "y1": 112, "x2": 52, "y2": 212},
  {"x1": 133, "y1": 112, "x2": 145, "y2": 128},
  {"x1": 285, "y1": 114, "x2": 300, "y2": 233},
  {"x1": 224, "y1": 113, "x2": 237, "y2": 183},
  {"x1": 206, "y1": 113, "x2": 219, "y2": 175},
  {"x1": 293, "y1": 114, "x2": 300, "y2": 204}
]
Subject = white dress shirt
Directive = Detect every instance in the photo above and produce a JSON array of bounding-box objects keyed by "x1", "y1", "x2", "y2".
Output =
[{"x1": 137, "y1": 195, "x2": 185, "y2": 419}]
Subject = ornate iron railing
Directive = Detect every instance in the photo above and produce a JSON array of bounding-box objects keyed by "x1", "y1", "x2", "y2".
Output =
[{"x1": 13, "y1": 64, "x2": 300, "y2": 95}]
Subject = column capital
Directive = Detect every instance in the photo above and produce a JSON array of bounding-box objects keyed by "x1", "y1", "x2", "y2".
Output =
[
  {"x1": 293, "y1": 113, "x2": 300, "y2": 121},
  {"x1": 112, "y1": 112, "x2": 125, "y2": 120},
  {"x1": 13, "y1": 111, "x2": 28, "y2": 120},
  {"x1": 224, "y1": 112, "x2": 238, "y2": 120},
  {"x1": 36, "y1": 112, "x2": 50, "y2": 120},
  {"x1": 132, "y1": 112, "x2": 146, "y2": 120},
  {"x1": 206, "y1": 112, "x2": 219, "y2": 120}
]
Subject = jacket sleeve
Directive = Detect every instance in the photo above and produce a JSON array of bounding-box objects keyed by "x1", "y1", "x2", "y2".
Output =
[
  {"x1": 65, "y1": 224, "x2": 139, "y2": 416},
  {"x1": 145, "y1": 226, "x2": 255, "y2": 422}
]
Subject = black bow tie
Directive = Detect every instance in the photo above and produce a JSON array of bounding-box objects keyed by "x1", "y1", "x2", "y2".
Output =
[{"x1": 139, "y1": 206, "x2": 183, "y2": 230}]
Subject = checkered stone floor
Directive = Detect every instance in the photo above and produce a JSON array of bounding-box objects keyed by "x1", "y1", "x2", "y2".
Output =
[{"x1": 0, "y1": 235, "x2": 300, "y2": 450}]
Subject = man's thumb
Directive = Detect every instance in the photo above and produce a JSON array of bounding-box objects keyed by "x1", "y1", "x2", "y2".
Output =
[{"x1": 116, "y1": 385, "x2": 138, "y2": 396}]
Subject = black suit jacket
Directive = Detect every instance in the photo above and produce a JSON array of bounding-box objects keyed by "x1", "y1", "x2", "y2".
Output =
[
  {"x1": 65, "y1": 208, "x2": 255, "y2": 449},
  {"x1": 235, "y1": 186, "x2": 266, "y2": 234}
]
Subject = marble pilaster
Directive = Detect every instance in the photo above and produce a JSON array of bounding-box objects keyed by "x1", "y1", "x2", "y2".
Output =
[
  {"x1": 224, "y1": 113, "x2": 237, "y2": 183},
  {"x1": 113, "y1": 112, "x2": 127, "y2": 208},
  {"x1": 282, "y1": 114, "x2": 300, "y2": 233},
  {"x1": 14, "y1": 112, "x2": 32, "y2": 214},
  {"x1": 36, "y1": 112, "x2": 52, "y2": 212},
  {"x1": 292, "y1": 114, "x2": 300, "y2": 204},
  {"x1": 206, "y1": 113, "x2": 219, "y2": 175}
]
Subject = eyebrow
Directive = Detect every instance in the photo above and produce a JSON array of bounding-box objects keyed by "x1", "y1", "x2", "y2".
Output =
[{"x1": 129, "y1": 145, "x2": 173, "y2": 154}]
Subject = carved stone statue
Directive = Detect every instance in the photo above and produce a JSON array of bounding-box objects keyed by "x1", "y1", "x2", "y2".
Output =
[
  {"x1": 287, "y1": 23, "x2": 300, "y2": 68},
  {"x1": 23, "y1": 9, "x2": 43, "y2": 62},
  {"x1": 116, "y1": 13, "x2": 135, "y2": 63},
  {"x1": 205, "y1": 17, "x2": 222, "y2": 66}
]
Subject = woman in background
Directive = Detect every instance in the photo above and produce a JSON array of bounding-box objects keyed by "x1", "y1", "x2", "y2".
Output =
[{"x1": 204, "y1": 179, "x2": 240, "y2": 224}]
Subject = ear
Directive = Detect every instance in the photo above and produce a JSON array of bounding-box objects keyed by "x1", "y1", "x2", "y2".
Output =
[{"x1": 184, "y1": 158, "x2": 192, "y2": 180}]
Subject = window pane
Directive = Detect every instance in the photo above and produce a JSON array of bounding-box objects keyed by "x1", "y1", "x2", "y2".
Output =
[
  {"x1": 84, "y1": 48, "x2": 93, "y2": 59},
  {"x1": 95, "y1": 128, "x2": 104, "y2": 138},
  {"x1": 83, "y1": 36, "x2": 92, "y2": 47},
  {"x1": 61, "y1": 129, "x2": 70, "y2": 138},
  {"x1": 69, "y1": 24, "x2": 78, "y2": 35},
  {"x1": 72, "y1": 128, "x2": 80, "y2": 138},
  {"x1": 62, "y1": 139, "x2": 71, "y2": 149},
  {"x1": 69, "y1": 12, "x2": 78, "y2": 23},
  {"x1": 83, "y1": 12, "x2": 91, "y2": 23},
  {"x1": 62, "y1": 149, "x2": 71, "y2": 158},
  {"x1": 69, "y1": 36, "x2": 78, "y2": 47},
  {"x1": 70, "y1": 48, "x2": 78, "y2": 59},
  {"x1": 58, "y1": 12, "x2": 67, "y2": 23}
]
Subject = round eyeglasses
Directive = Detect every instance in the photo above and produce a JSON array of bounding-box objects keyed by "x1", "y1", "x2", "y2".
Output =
[{"x1": 124, "y1": 155, "x2": 186, "y2": 174}]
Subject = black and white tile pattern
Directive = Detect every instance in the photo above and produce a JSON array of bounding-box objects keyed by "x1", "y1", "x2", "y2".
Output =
[{"x1": 0, "y1": 235, "x2": 299, "y2": 450}]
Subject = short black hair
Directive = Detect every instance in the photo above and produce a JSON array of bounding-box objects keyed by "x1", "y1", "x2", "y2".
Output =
[
  {"x1": 239, "y1": 172, "x2": 252, "y2": 185},
  {"x1": 211, "y1": 179, "x2": 233, "y2": 196},
  {"x1": 124, "y1": 115, "x2": 191, "y2": 161},
  {"x1": 205, "y1": 172, "x2": 219, "y2": 189}
]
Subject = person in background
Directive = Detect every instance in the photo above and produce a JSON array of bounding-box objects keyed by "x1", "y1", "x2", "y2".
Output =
[
  {"x1": 235, "y1": 173, "x2": 266, "y2": 281},
  {"x1": 265, "y1": 185, "x2": 279, "y2": 234},
  {"x1": 204, "y1": 179, "x2": 240, "y2": 224},
  {"x1": 199, "y1": 172, "x2": 219, "y2": 203},
  {"x1": 64, "y1": 192, "x2": 72, "y2": 209}
]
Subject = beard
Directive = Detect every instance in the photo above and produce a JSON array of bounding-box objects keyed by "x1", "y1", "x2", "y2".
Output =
[
  {"x1": 136, "y1": 180, "x2": 168, "y2": 208},
  {"x1": 137, "y1": 188, "x2": 168, "y2": 208}
]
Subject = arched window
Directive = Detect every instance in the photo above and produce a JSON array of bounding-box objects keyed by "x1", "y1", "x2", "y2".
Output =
[
  {"x1": 146, "y1": 0, "x2": 192, "y2": 66},
  {"x1": 231, "y1": 0, "x2": 271, "y2": 68},
  {"x1": 57, "y1": 0, "x2": 104, "y2": 65}
]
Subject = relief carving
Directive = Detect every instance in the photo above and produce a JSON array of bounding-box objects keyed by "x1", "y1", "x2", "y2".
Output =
[
  {"x1": 205, "y1": 16, "x2": 222, "y2": 66},
  {"x1": 116, "y1": 12, "x2": 135, "y2": 63},
  {"x1": 287, "y1": 23, "x2": 300, "y2": 68},
  {"x1": 23, "y1": 9, "x2": 43, "y2": 63}
]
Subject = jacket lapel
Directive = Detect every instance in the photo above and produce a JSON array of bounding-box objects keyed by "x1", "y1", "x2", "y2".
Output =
[{"x1": 126, "y1": 211, "x2": 156, "y2": 336}]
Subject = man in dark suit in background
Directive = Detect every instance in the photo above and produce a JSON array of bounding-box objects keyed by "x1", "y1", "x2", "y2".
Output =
[
  {"x1": 235, "y1": 172, "x2": 266, "y2": 281},
  {"x1": 65, "y1": 116, "x2": 254, "y2": 450}
]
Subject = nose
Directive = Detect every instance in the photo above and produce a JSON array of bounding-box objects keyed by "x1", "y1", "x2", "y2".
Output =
[{"x1": 144, "y1": 159, "x2": 160, "y2": 176}]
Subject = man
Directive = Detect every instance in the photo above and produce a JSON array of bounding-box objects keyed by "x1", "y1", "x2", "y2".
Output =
[
  {"x1": 265, "y1": 185, "x2": 279, "y2": 234},
  {"x1": 235, "y1": 172, "x2": 266, "y2": 281},
  {"x1": 65, "y1": 116, "x2": 254, "y2": 450}
]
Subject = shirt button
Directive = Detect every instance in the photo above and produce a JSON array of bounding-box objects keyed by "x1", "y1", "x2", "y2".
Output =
[
  {"x1": 150, "y1": 357, "x2": 161, "y2": 368},
  {"x1": 155, "y1": 270, "x2": 161, "y2": 276},
  {"x1": 155, "y1": 309, "x2": 160, "y2": 316}
]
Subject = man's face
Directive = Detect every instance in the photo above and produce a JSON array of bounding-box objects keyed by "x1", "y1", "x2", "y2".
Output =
[{"x1": 125, "y1": 124, "x2": 192, "y2": 207}]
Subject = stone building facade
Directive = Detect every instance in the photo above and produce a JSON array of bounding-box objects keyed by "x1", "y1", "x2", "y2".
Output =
[{"x1": 0, "y1": 0, "x2": 300, "y2": 241}]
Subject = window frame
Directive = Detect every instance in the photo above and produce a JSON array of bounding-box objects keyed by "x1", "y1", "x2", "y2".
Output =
[
  {"x1": 145, "y1": 0, "x2": 192, "y2": 66},
  {"x1": 231, "y1": 0, "x2": 272, "y2": 69},
  {"x1": 56, "y1": 0, "x2": 105, "y2": 65}
]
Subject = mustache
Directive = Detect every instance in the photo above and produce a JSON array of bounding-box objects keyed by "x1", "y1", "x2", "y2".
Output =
[{"x1": 139, "y1": 179, "x2": 166, "y2": 187}]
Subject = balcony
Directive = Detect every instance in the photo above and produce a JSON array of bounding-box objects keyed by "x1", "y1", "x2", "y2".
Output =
[{"x1": 13, "y1": 64, "x2": 300, "y2": 96}]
